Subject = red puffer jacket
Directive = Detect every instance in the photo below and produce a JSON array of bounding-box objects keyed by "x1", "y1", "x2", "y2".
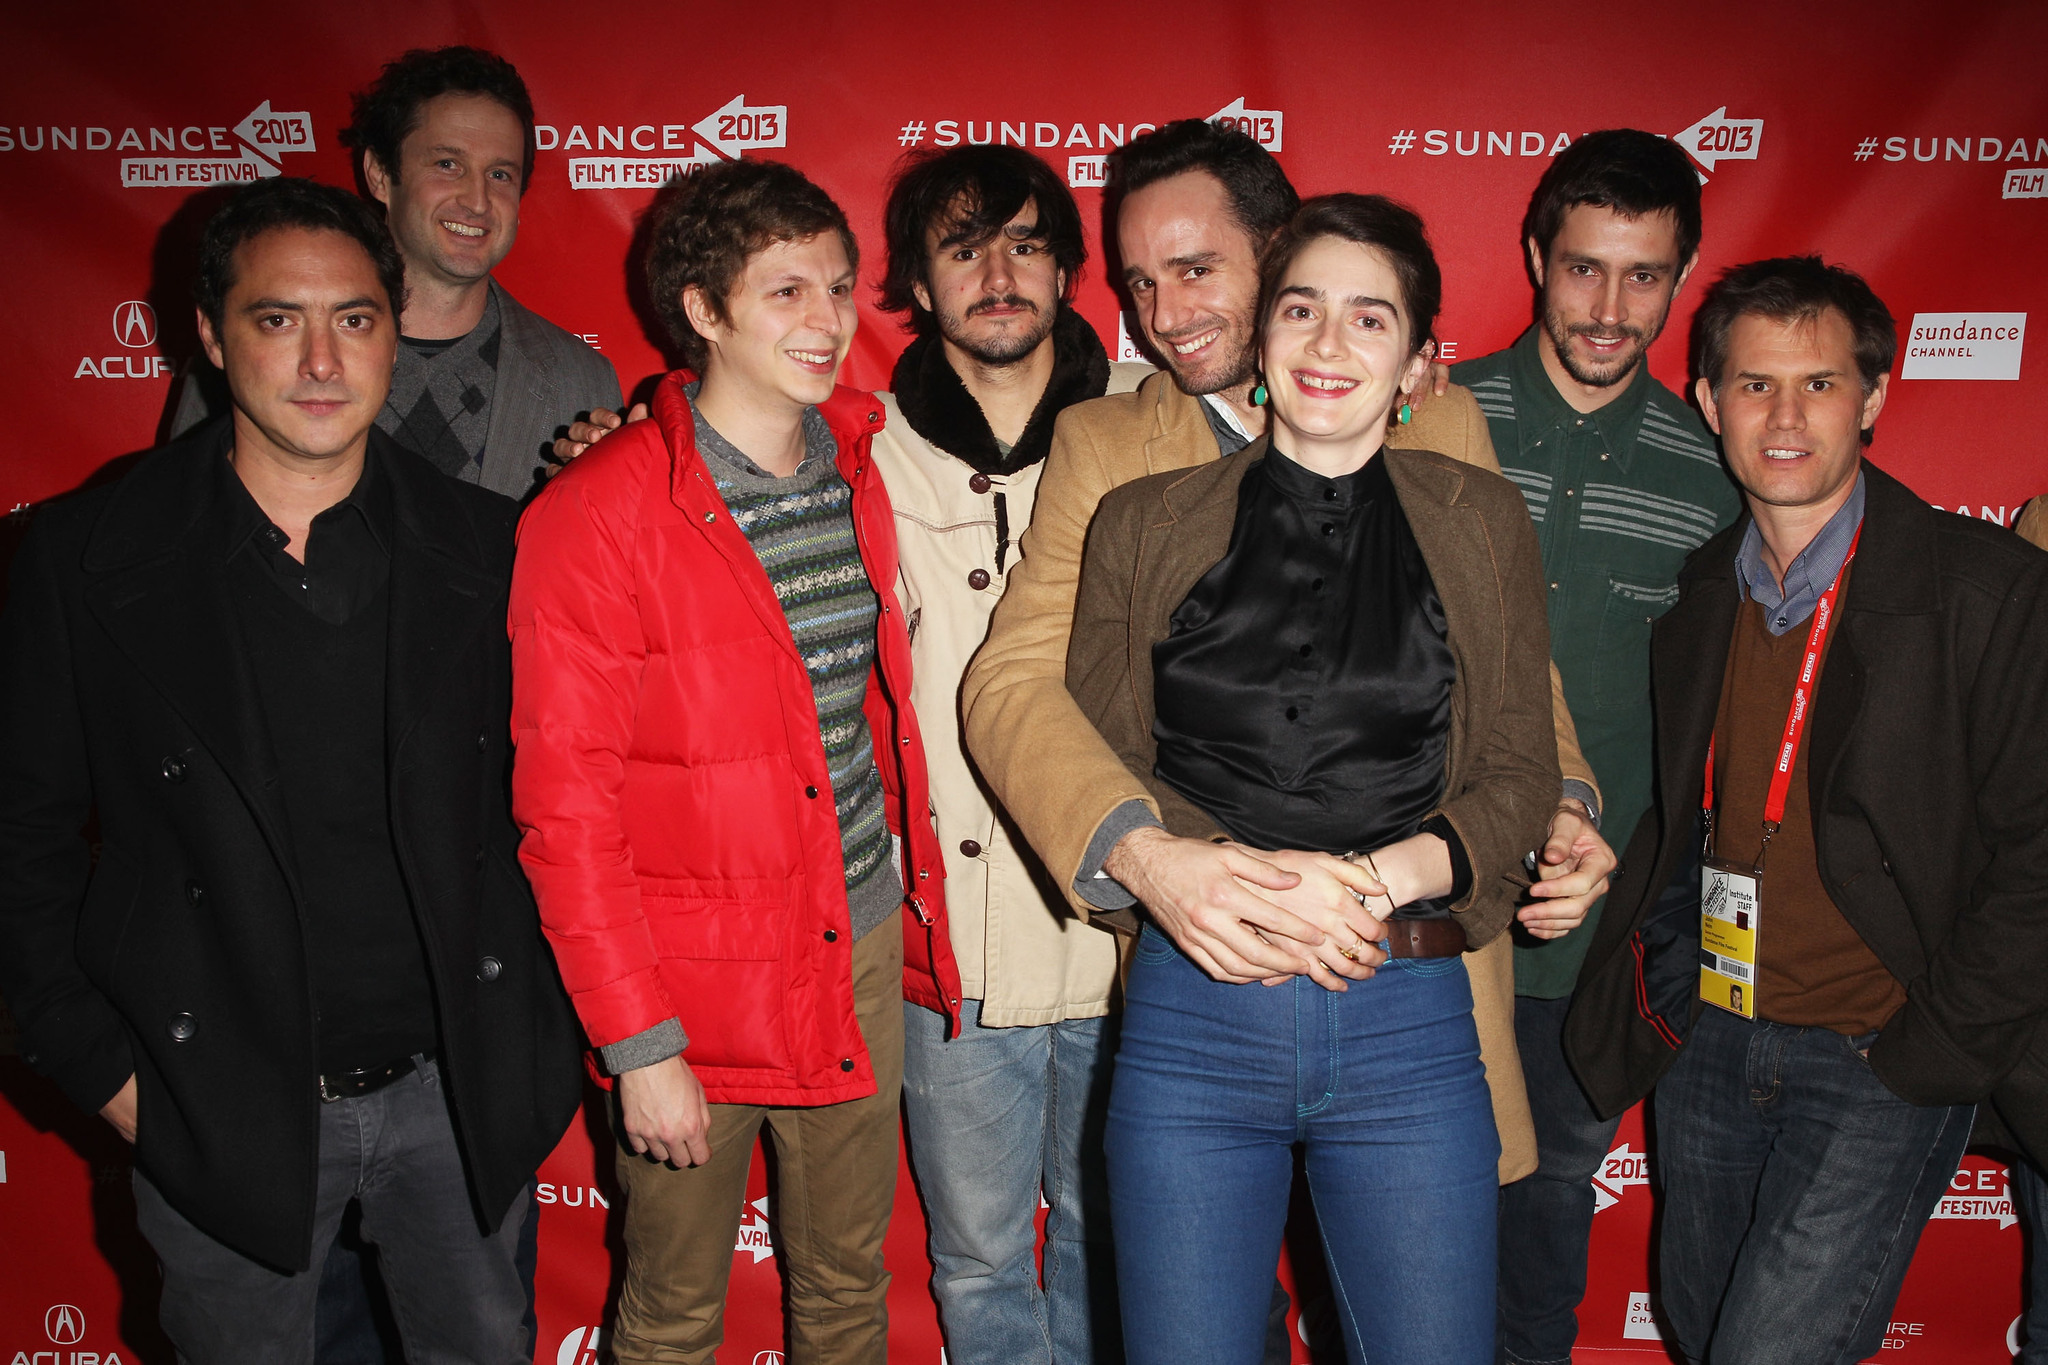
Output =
[{"x1": 510, "y1": 372, "x2": 959, "y2": 1107}]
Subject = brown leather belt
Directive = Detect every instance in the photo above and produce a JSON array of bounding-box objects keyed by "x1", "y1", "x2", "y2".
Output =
[
  {"x1": 319, "y1": 1051, "x2": 431, "y2": 1103},
  {"x1": 1383, "y1": 918, "x2": 1467, "y2": 960}
]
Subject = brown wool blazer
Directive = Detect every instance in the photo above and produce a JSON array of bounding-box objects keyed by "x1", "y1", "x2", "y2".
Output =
[{"x1": 1065, "y1": 438, "x2": 1561, "y2": 1178}]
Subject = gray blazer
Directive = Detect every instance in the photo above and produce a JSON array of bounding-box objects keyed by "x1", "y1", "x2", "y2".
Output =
[{"x1": 170, "y1": 279, "x2": 624, "y2": 501}]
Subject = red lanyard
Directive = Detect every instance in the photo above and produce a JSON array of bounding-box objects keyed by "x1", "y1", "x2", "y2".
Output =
[{"x1": 1703, "y1": 523, "x2": 1862, "y2": 835}]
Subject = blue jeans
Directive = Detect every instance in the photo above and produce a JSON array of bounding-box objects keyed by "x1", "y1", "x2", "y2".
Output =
[
  {"x1": 902, "y1": 998, "x2": 1121, "y2": 1365},
  {"x1": 2005, "y1": 1154, "x2": 2048, "y2": 1363},
  {"x1": 1107, "y1": 924, "x2": 1499, "y2": 1365},
  {"x1": 1496, "y1": 993, "x2": 1623, "y2": 1365},
  {"x1": 1655, "y1": 1007, "x2": 1973, "y2": 1365}
]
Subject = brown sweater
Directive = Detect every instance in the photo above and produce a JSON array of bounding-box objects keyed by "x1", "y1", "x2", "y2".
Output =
[{"x1": 1711, "y1": 586, "x2": 1906, "y2": 1035}]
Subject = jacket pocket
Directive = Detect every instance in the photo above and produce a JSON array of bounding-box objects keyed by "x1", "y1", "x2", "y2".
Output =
[
  {"x1": 1589, "y1": 577, "x2": 1679, "y2": 711},
  {"x1": 643, "y1": 893, "x2": 795, "y2": 1073}
]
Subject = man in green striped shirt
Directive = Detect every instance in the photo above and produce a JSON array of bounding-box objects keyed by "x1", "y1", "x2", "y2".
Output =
[{"x1": 1448, "y1": 129, "x2": 1741, "y2": 1365}]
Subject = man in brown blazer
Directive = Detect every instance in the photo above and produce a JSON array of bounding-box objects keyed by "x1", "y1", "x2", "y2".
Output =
[{"x1": 962, "y1": 120, "x2": 1617, "y2": 1183}]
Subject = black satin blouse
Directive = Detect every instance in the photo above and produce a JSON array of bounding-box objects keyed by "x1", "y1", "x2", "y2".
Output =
[{"x1": 1151, "y1": 447, "x2": 1458, "y2": 912}]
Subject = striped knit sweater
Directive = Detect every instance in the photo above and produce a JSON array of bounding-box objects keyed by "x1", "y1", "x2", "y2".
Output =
[{"x1": 692, "y1": 389, "x2": 901, "y2": 941}]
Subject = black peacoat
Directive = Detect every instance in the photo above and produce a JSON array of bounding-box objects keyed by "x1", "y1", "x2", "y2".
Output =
[
  {"x1": 1564, "y1": 461, "x2": 2048, "y2": 1161},
  {"x1": 0, "y1": 424, "x2": 584, "y2": 1271}
]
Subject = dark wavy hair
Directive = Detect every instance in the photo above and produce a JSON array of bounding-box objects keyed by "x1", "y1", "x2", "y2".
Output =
[
  {"x1": 643, "y1": 159, "x2": 858, "y2": 371},
  {"x1": 1522, "y1": 128, "x2": 1703, "y2": 271},
  {"x1": 1692, "y1": 255, "x2": 1897, "y2": 444},
  {"x1": 1105, "y1": 118, "x2": 1299, "y2": 246},
  {"x1": 1257, "y1": 194, "x2": 1442, "y2": 357},
  {"x1": 879, "y1": 145, "x2": 1085, "y2": 334},
  {"x1": 341, "y1": 46, "x2": 537, "y2": 192},
  {"x1": 194, "y1": 176, "x2": 407, "y2": 332}
]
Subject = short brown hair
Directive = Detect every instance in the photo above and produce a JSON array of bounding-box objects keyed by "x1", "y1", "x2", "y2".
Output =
[
  {"x1": 643, "y1": 159, "x2": 859, "y2": 370},
  {"x1": 1257, "y1": 194, "x2": 1442, "y2": 356},
  {"x1": 1691, "y1": 256, "x2": 1896, "y2": 445}
]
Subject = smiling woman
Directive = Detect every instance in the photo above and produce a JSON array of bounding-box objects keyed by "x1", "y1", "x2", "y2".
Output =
[{"x1": 1067, "y1": 194, "x2": 1559, "y2": 1365}]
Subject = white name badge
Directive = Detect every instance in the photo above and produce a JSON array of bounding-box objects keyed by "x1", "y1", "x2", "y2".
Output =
[{"x1": 1700, "y1": 859, "x2": 1760, "y2": 1019}]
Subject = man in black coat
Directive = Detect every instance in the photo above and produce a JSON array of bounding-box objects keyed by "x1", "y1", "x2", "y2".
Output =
[
  {"x1": 1564, "y1": 256, "x2": 2048, "y2": 1364},
  {"x1": 0, "y1": 176, "x2": 582, "y2": 1362}
]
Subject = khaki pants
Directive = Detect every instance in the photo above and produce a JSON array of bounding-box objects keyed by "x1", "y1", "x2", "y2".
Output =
[{"x1": 612, "y1": 909, "x2": 905, "y2": 1365}]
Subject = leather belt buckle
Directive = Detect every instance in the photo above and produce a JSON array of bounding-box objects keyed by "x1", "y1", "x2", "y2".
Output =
[
  {"x1": 318, "y1": 1051, "x2": 430, "y2": 1103},
  {"x1": 1384, "y1": 918, "x2": 1467, "y2": 960}
]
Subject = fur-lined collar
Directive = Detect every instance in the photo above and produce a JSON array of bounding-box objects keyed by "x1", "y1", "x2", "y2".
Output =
[{"x1": 888, "y1": 307, "x2": 1112, "y2": 477}]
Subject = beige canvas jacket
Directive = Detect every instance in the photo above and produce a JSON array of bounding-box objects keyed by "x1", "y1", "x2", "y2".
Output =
[
  {"x1": 961, "y1": 371, "x2": 1589, "y2": 1181},
  {"x1": 871, "y1": 363, "x2": 1152, "y2": 1026}
]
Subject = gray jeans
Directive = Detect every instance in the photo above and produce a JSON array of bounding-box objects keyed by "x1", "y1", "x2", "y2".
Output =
[{"x1": 132, "y1": 1057, "x2": 529, "y2": 1365}]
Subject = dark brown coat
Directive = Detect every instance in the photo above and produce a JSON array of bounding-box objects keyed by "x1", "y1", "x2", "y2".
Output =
[
  {"x1": 1565, "y1": 462, "x2": 2048, "y2": 1161},
  {"x1": 1065, "y1": 437, "x2": 1561, "y2": 949}
]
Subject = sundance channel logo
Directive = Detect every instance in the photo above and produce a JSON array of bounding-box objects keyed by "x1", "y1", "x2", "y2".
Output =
[{"x1": 1901, "y1": 312, "x2": 2026, "y2": 381}]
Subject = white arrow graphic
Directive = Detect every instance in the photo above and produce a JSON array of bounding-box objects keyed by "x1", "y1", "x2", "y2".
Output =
[
  {"x1": 694, "y1": 95, "x2": 788, "y2": 159},
  {"x1": 1208, "y1": 96, "x2": 1284, "y2": 153},
  {"x1": 234, "y1": 100, "x2": 317, "y2": 166},
  {"x1": 1591, "y1": 1141, "x2": 1651, "y2": 1213},
  {"x1": 1674, "y1": 107, "x2": 1763, "y2": 171},
  {"x1": 733, "y1": 1196, "x2": 775, "y2": 1263}
]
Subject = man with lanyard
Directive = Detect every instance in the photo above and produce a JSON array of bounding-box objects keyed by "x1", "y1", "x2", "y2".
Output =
[
  {"x1": 1440, "y1": 129, "x2": 1740, "y2": 1365},
  {"x1": 174, "y1": 46, "x2": 622, "y2": 498},
  {"x1": 1566, "y1": 256, "x2": 2048, "y2": 1364}
]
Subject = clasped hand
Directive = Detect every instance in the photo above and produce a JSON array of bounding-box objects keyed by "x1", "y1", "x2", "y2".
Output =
[{"x1": 1102, "y1": 827, "x2": 1389, "y2": 992}]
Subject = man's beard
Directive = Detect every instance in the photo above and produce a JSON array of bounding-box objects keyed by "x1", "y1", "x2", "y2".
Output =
[
  {"x1": 1541, "y1": 305, "x2": 1660, "y2": 389},
  {"x1": 1155, "y1": 308, "x2": 1259, "y2": 397},
  {"x1": 939, "y1": 294, "x2": 1057, "y2": 365}
]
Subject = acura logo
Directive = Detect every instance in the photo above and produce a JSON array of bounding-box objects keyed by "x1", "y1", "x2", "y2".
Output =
[
  {"x1": 557, "y1": 1326, "x2": 606, "y2": 1365},
  {"x1": 46, "y1": 1304, "x2": 85, "y2": 1345},
  {"x1": 112, "y1": 300, "x2": 157, "y2": 349}
]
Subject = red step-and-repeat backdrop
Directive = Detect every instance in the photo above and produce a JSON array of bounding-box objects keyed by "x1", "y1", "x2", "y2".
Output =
[{"x1": 3, "y1": 1, "x2": 2044, "y2": 1361}]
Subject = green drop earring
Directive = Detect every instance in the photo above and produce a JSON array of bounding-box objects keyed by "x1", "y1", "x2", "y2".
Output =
[
  {"x1": 1399, "y1": 401, "x2": 1413, "y2": 425},
  {"x1": 1251, "y1": 383, "x2": 1269, "y2": 406}
]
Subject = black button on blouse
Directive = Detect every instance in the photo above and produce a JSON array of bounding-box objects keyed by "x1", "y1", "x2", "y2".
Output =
[{"x1": 1151, "y1": 449, "x2": 1457, "y2": 912}]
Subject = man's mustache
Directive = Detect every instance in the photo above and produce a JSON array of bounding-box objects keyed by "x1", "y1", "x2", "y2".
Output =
[{"x1": 966, "y1": 294, "x2": 1040, "y2": 318}]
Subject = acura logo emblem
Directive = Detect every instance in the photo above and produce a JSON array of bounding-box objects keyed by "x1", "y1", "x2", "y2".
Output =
[
  {"x1": 112, "y1": 300, "x2": 157, "y2": 349},
  {"x1": 46, "y1": 1304, "x2": 85, "y2": 1344}
]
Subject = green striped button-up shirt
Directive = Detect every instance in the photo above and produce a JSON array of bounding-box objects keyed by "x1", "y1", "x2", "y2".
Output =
[{"x1": 1453, "y1": 327, "x2": 1741, "y2": 996}]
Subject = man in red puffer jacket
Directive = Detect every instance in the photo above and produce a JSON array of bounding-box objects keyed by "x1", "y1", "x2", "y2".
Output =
[{"x1": 509, "y1": 158, "x2": 959, "y2": 1365}]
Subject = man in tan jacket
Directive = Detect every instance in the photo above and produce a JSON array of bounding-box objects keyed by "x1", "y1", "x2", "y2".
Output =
[{"x1": 962, "y1": 120, "x2": 1618, "y2": 1187}]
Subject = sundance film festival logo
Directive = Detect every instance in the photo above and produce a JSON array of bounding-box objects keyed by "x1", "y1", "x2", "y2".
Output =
[
  {"x1": 75, "y1": 302, "x2": 173, "y2": 381},
  {"x1": 542, "y1": 95, "x2": 785, "y2": 190},
  {"x1": 1385, "y1": 105, "x2": 1761, "y2": 181},
  {"x1": 892, "y1": 96, "x2": 1282, "y2": 190},
  {"x1": 0, "y1": 101, "x2": 314, "y2": 187}
]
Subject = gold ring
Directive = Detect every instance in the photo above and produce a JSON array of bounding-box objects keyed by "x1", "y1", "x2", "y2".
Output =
[{"x1": 1337, "y1": 940, "x2": 1366, "y2": 963}]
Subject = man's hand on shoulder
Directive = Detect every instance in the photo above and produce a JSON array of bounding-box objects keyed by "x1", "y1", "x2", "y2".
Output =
[
  {"x1": 1519, "y1": 800, "x2": 1616, "y2": 939},
  {"x1": 617, "y1": 1052, "x2": 711, "y2": 1167},
  {"x1": 1408, "y1": 361, "x2": 1453, "y2": 410},
  {"x1": 548, "y1": 403, "x2": 648, "y2": 474}
]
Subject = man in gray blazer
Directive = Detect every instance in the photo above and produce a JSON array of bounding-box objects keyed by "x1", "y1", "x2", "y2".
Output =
[{"x1": 172, "y1": 46, "x2": 621, "y2": 500}]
